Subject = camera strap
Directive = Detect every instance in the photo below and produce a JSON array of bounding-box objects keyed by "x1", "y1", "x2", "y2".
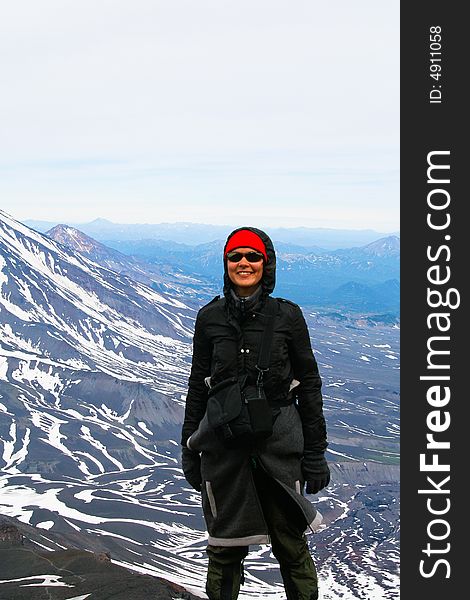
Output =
[{"x1": 255, "y1": 297, "x2": 278, "y2": 386}]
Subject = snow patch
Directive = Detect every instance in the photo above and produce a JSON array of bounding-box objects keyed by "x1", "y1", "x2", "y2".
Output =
[
  {"x1": 0, "y1": 356, "x2": 8, "y2": 380},
  {"x1": 138, "y1": 421, "x2": 153, "y2": 436},
  {"x1": 12, "y1": 362, "x2": 65, "y2": 403},
  {"x1": 36, "y1": 520, "x2": 54, "y2": 530},
  {"x1": 0, "y1": 575, "x2": 73, "y2": 587}
]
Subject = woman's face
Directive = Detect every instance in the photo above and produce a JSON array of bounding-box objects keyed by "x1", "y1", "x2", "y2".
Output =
[{"x1": 227, "y1": 247, "x2": 264, "y2": 297}]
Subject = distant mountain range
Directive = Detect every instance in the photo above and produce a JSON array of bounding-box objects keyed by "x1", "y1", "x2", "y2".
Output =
[
  {"x1": 26, "y1": 217, "x2": 399, "y2": 249},
  {"x1": 92, "y1": 232, "x2": 400, "y2": 314},
  {"x1": 41, "y1": 222, "x2": 400, "y2": 314}
]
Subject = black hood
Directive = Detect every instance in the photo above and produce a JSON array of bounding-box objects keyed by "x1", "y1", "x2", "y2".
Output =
[{"x1": 222, "y1": 226, "x2": 276, "y2": 299}]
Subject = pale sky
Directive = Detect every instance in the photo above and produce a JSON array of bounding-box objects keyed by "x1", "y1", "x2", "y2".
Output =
[{"x1": 0, "y1": 0, "x2": 399, "y2": 231}]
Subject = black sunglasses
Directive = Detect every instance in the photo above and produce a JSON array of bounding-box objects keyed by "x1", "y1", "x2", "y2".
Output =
[{"x1": 226, "y1": 251, "x2": 265, "y2": 263}]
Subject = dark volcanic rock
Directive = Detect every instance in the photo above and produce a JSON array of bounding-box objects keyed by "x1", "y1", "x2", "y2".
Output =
[
  {"x1": 0, "y1": 520, "x2": 24, "y2": 546},
  {"x1": 0, "y1": 518, "x2": 200, "y2": 600}
]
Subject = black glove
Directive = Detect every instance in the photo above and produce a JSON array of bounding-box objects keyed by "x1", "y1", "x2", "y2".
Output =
[
  {"x1": 181, "y1": 446, "x2": 202, "y2": 492},
  {"x1": 302, "y1": 453, "x2": 330, "y2": 495}
]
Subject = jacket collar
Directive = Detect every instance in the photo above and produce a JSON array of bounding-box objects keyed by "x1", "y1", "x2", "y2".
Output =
[{"x1": 229, "y1": 286, "x2": 262, "y2": 319}]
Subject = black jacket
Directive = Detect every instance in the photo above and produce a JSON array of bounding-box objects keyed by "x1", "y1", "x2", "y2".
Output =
[
  {"x1": 181, "y1": 227, "x2": 327, "y2": 459},
  {"x1": 181, "y1": 294, "x2": 327, "y2": 457}
]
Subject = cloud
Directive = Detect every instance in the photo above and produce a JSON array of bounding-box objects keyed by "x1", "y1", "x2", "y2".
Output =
[{"x1": 0, "y1": 1, "x2": 399, "y2": 229}]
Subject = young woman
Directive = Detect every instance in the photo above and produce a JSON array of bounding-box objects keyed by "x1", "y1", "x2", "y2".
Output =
[{"x1": 181, "y1": 227, "x2": 330, "y2": 600}]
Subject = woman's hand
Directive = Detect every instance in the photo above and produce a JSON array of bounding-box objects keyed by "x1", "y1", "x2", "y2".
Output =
[
  {"x1": 302, "y1": 453, "x2": 330, "y2": 494},
  {"x1": 181, "y1": 447, "x2": 202, "y2": 492}
]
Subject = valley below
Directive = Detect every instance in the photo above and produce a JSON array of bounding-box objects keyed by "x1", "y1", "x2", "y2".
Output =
[{"x1": 1, "y1": 313, "x2": 399, "y2": 599}]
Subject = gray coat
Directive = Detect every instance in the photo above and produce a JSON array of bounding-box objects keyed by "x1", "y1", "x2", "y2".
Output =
[{"x1": 187, "y1": 402, "x2": 322, "y2": 546}]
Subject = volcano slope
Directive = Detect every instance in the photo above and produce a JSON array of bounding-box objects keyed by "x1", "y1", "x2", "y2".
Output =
[{"x1": 0, "y1": 210, "x2": 399, "y2": 599}]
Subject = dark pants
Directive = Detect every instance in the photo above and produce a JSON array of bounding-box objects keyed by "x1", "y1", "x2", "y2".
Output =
[{"x1": 206, "y1": 462, "x2": 318, "y2": 600}]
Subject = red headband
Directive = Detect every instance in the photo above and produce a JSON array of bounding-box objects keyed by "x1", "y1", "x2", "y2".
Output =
[{"x1": 224, "y1": 230, "x2": 268, "y2": 262}]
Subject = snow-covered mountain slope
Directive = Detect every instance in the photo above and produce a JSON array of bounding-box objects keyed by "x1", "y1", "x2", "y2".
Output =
[
  {"x1": 0, "y1": 209, "x2": 208, "y2": 594},
  {"x1": 0, "y1": 209, "x2": 197, "y2": 474},
  {"x1": 0, "y1": 210, "x2": 400, "y2": 598}
]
